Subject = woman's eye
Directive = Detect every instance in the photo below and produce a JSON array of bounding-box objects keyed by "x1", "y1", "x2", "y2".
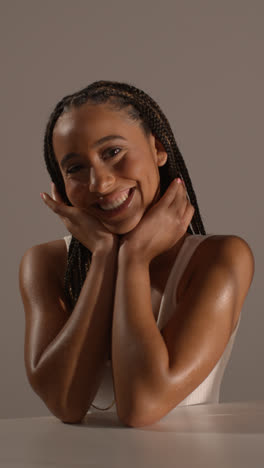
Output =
[
  {"x1": 66, "y1": 165, "x2": 83, "y2": 174},
  {"x1": 103, "y1": 147, "x2": 121, "y2": 159}
]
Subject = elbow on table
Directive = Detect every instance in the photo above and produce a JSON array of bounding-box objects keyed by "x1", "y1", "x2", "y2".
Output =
[
  {"x1": 116, "y1": 402, "x2": 164, "y2": 428},
  {"x1": 51, "y1": 404, "x2": 88, "y2": 425},
  {"x1": 118, "y1": 411, "x2": 161, "y2": 428},
  {"x1": 28, "y1": 375, "x2": 89, "y2": 424},
  {"x1": 59, "y1": 413, "x2": 86, "y2": 425},
  {"x1": 48, "y1": 397, "x2": 90, "y2": 425}
]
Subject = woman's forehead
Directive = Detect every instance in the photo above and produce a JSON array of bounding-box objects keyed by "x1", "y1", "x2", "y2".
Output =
[{"x1": 54, "y1": 103, "x2": 142, "y2": 141}]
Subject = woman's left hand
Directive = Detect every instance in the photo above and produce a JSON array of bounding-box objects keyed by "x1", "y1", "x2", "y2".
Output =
[{"x1": 119, "y1": 178, "x2": 195, "y2": 264}]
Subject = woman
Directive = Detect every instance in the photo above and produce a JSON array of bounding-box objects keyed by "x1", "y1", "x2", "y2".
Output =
[{"x1": 19, "y1": 80, "x2": 254, "y2": 427}]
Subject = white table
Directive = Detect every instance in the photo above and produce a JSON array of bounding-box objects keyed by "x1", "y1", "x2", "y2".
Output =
[{"x1": 1, "y1": 401, "x2": 264, "y2": 467}]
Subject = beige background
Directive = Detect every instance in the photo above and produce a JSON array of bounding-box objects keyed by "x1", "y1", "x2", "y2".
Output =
[{"x1": 1, "y1": 0, "x2": 263, "y2": 418}]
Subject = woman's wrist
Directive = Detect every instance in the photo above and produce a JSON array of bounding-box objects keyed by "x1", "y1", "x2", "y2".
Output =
[
  {"x1": 118, "y1": 242, "x2": 151, "y2": 267},
  {"x1": 93, "y1": 238, "x2": 119, "y2": 258}
]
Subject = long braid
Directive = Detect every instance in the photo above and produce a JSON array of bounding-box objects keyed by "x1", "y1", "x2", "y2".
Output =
[{"x1": 43, "y1": 80, "x2": 206, "y2": 309}]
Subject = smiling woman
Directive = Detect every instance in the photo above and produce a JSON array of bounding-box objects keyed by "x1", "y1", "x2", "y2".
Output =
[{"x1": 19, "y1": 80, "x2": 254, "y2": 426}]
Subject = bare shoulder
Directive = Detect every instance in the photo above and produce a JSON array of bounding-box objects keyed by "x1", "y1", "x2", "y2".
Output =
[
  {"x1": 195, "y1": 234, "x2": 255, "y2": 278},
  {"x1": 19, "y1": 238, "x2": 68, "y2": 294},
  {"x1": 192, "y1": 234, "x2": 255, "y2": 322}
]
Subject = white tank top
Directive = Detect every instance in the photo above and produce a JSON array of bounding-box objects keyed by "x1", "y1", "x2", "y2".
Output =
[{"x1": 63, "y1": 234, "x2": 241, "y2": 413}]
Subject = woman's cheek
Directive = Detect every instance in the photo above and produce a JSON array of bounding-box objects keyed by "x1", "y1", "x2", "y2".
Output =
[{"x1": 65, "y1": 179, "x2": 89, "y2": 207}]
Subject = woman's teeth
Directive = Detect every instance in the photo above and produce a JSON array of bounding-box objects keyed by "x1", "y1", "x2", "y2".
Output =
[{"x1": 99, "y1": 190, "x2": 130, "y2": 211}]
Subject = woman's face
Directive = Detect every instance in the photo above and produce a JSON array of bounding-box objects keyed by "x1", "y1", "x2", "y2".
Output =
[{"x1": 52, "y1": 102, "x2": 167, "y2": 234}]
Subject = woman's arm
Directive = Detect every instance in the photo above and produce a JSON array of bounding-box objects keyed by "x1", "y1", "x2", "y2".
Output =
[
  {"x1": 112, "y1": 249, "x2": 169, "y2": 423},
  {"x1": 19, "y1": 240, "x2": 118, "y2": 424},
  {"x1": 112, "y1": 235, "x2": 254, "y2": 427},
  {"x1": 111, "y1": 180, "x2": 254, "y2": 427},
  {"x1": 18, "y1": 182, "x2": 119, "y2": 423},
  {"x1": 111, "y1": 178, "x2": 192, "y2": 424}
]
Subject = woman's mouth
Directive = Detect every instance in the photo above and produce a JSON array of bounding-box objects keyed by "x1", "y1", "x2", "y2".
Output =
[{"x1": 96, "y1": 187, "x2": 136, "y2": 218}]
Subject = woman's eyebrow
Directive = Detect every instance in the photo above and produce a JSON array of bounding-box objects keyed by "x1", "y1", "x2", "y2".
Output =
[
  {"x1": 60, "y1": 153, "x2": 80, "y2": 170},
  {"x1": 60, "y1": 135, "x2": 127, "y2": 169},
  {"x1": 92, "y1": 134, "x2": 127, "y2": 148}
]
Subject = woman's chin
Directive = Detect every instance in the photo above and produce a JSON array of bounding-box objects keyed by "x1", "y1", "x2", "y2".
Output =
[{"x1": 102, "y1": 214, "x2": 142, "y2": 236}]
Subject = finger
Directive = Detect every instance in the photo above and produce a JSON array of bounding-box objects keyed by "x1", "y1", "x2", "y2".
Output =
[
  {"x1": 41, "y1": 192, "x2": 73, "y2": 218},
  {"x1": 177, "y1": 180, "x2": 189, "y2": 204},
  {"x1": 161, "y1": 178, "x2": 182, "y2": 205},
  {"x1": 167, "y1": 178, "x2": 187, "y2": 206},
  {"x1": 182, "y1": 202, "x2": 195, "y2": 226},
  {"x1": 50, "y1": 182, "x2": 56, "y2": 201},
  {"x1": 51, "y1": 182, "x2": 64, "y2": 203},
  {"x1": 167, "y1": 182, "x2": 190, "y2": 221}
]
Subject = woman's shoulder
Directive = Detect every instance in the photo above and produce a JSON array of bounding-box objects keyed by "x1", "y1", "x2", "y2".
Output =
[
  {"x1": 21, "y1": 238, "x2": 67, "y2": 263},
  {"x1": 194, "y1": 233, "x2": 254, "y2": 268},
  {"x1": 179, "y1": 234, "x2": 245, "y2": 298},
  {"x1": 19, "y1": 238, "x2": 68, "y2": 291},
  {"x1": 191, "y1": 233, "x2": 255, "y2": 307},
  {"x1": 179, "y1": 233, "x2": 254, "y2": 332}
]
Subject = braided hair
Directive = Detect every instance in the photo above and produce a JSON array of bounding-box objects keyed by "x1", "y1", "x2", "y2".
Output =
[{"x1": 44, "y1": 80, "x2": 206, "y2": 309}]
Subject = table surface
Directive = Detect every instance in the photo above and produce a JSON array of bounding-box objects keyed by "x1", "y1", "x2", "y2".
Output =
[{"x1": 1, "y1": 401, "x2": 264, "y2": 468}]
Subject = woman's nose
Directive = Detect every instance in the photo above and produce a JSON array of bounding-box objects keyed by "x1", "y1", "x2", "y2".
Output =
[{"x1": 89, "y1": 164, "x2": 116, "y2": 194}]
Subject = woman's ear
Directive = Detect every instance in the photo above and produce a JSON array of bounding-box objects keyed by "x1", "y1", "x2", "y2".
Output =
[
  {"x1": 148, "y1": 134, "x2": 168, "y2": 166},
  {"x1": 155, "y1": 137, "x2": 168, "y2": 167}
]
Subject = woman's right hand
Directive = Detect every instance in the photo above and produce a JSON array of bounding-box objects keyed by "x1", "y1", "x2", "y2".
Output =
[{"x1": 41, "y1": 183, "x2": 118, "y2": 253}]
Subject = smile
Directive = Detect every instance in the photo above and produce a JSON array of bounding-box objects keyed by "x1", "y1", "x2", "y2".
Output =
[
  {"x1": 96, "y1": 187, "x2": 136, "y2": 218},
  {"x1": 99, "y1": 188, "x2": 130, "y2": 210}
]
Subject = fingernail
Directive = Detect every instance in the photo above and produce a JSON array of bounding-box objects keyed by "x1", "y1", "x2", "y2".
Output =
[
  {"x1": 40, "y1": 193, "x2": 47, "y2": 201},
  {"x1": 177, "y1": 178, "x2": 182, "y2": 184}
]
